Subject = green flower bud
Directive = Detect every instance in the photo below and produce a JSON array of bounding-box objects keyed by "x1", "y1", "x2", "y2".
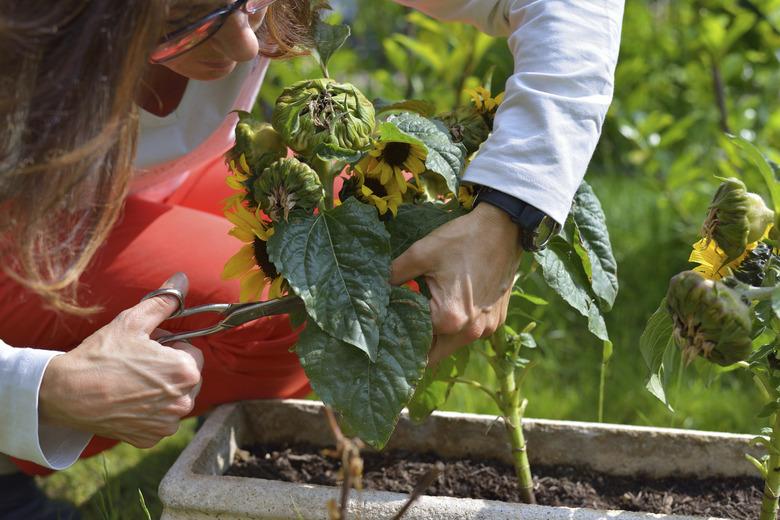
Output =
[
  {"x1": 437, "y1": 106, "x2": 490, "y2": 155},
  {"x1": 701, "y1": 178, "x2": 774, "y2": 261},
  {"x1": 254, "y1": 158, "x2": 324, "y2": 221},
  {"x1": 666, "y1": 270, "x2": 752, "y2": 366},
  {"x1": 272, "y1": 79, "x2": 375, "y2": 157},
  {"x1": 229, "y1": 116, "x2": 288, "y2": 175}
]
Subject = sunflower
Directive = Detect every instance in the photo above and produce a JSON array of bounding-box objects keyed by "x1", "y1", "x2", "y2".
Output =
[
  {"x1": 689, "y1": 236, "x2": 771, "y2": 281},
  {"x1": 222, "y1": 202, "x2": 287, "y2": 301},
  {"x1": 354, "y1": 172, "x2": 404, "y2": 217},
  {"x1": 465, "y1": 86, "x2": 505, "y2": 114},
  {"x1": 356, "y1": 139, "x2": 426, "y2": 194}
]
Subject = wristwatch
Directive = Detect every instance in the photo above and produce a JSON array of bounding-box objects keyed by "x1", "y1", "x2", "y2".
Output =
[{"x1": 472, "y1": 186, "x2": 561, "y2": 252}]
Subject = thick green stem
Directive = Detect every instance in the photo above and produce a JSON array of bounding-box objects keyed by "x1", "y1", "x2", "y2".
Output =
[
  {"x1": 760, "y1": 412, "x2": 780, "y2": 520},
  {"x1": 499, "y1": 369, "x2": 536, "y2": 504},
  {"x1": 490, "y1": 330, "x2": 536, "y2": 504}
]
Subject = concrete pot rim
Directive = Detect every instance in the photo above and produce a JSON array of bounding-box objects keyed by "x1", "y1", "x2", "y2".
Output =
[{"x1": 160, "y1": 399, "x2": 756, "y2": 520}]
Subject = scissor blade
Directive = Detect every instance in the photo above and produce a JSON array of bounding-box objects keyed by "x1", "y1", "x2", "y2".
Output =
[{"x1": 222, "y1": 295, "x2": 305, "y2": 328}]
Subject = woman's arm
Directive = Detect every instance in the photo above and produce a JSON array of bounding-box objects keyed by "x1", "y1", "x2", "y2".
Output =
[
  {"x1": 1, "y1": 273, "x2": 204, "y2": 469},
  {"x1": 393, "y1": 0, "x2": 624, "y2": 223},
  {"x1": 390, "y1": 0, "x2": 624, "y2": 361},
  {"x1": 0, "y1": 343, "x2": 92, "y2": 469}
]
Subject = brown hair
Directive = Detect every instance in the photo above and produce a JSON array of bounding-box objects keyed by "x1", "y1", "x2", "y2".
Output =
[
  {"x1": 0, "y1": 0, "x2": 317, "y2": 314},
  {"x1": 260, "y1": 0, "x2": 325, "y2": 58}
]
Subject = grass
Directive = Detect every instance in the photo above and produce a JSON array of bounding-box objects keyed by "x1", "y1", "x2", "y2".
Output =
[
  {"x1": 38, "y1": 421, "x2": 195, "y2": 520},
  {"x1": 38, "y1": 173, "x2": 766, "y2": 518}
]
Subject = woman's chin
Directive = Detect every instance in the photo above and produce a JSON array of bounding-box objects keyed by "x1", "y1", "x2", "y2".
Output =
[{"x1": 189, "y1": 61, "x2": 237, "y2": 81}]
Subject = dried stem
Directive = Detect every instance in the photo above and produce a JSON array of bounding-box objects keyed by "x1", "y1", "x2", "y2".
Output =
[
  {"x1": 324, "y1": 407, "x2": 364, "y2": 520},
  {"x1": 390, "y1": 463, "x2": 444, "y2": 520}
]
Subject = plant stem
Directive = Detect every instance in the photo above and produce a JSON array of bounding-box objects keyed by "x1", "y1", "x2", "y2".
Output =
[
  {"x1": 498, "y1": 361, "x2": 536, "y2": 504},
  {"x1": 760, "y1": 412, "x2": 780, "y2": 520},
  {"x1": 490, "y1": 329, "x2": 536, "y2": 504},
  {"x1": 710, "y1": 56, "x2": 731, "y2": 134},
  {"x1": 743, "y1": 285, "x2": 780, "y2": 302},
  {"x1": 598, "y1": 340, "x2": 612, "y2": 423}
]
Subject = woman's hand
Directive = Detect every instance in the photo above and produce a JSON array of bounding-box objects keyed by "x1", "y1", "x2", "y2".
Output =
[
  {"x1": 391, "y1": 203, "x2": 523, "y2": 364},
  {"x1": 38, "y1": 273, "x2": 204, "y2": 449}
]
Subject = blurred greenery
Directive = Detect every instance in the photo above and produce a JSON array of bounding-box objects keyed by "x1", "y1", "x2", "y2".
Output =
[{"x1": 43, "y1": 0, "x2": 780, "y2": 516}]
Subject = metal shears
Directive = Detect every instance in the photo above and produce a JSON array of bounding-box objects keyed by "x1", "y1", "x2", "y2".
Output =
[{"x1": 142, "y1": 288, "x2": 305, "y2": 345}]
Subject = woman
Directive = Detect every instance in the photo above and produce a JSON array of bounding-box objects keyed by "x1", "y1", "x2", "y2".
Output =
[{"x1": 0, "y1": 0, "x2": 623, "y2": 517}]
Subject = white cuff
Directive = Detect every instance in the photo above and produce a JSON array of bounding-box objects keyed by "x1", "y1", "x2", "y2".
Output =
[{"x1": 0, "y1": 345, "x2": 92, "y2": 470}]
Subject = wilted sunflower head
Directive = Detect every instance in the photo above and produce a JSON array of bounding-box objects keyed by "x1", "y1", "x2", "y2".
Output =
[
  {"x1": 228, "y1": 117, "x2": 288, "y2": 175},
  {"x1": 438, "y1": 106, "x2": 490, "y2": 155},
  {"x1": 253, "y1": 157, "x2": 324, "y2": 222},
  {"x1": 701, "y1": 178, "x2": 774, "y2": 262},
  {"x1": 272, "y1": 78, "x2": 375, "y2": 157},
  {"x1": 666, "y1": 270, "x2": 752, "y2": 366}
]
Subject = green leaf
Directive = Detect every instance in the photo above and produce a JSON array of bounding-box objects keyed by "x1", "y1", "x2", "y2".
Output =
[
  {"x1": 268, "y1": 198, "x2": 391, "y2": 360},
  {"x1": 311, "y1": 19, "x2": 351, "y2": 77},
  {"x1": 639, "y1": 298, "x2": 675, "y2": 410},
  {"x1": 511, "y1": 291, "x2": 549, "y2": 306},
  {"x1": 640, "y1": 298, "x2": 674, "y2": 375},
  {"x1": 408, "y1": 348, "x2": 470, "y2": 421},
  {"x1": 570, "y1": 182, "x2": 619, "y2": 311},
  {"x1": 729, "y1": 135, "x2": 780, "y2": 215},
  {"x1": 385, "y1": 203, "x2": 467, "y2": 258},
  {"x1": 387, "y1": 113, "x2": 465, "y2": 194},
  {"x1": 377, "y1": 121, "x2": 427, "y2": 148},
  {"x1": 313, "y1": 143, "x2": 364, "y2": 163},
  {"x1": 296, "y1": 287, "x2": 432, "y2": 448},
  {"x1": 534, "y1": 236, "x2": 610, "y2": 342},
  {"x1": 375, "y1": 99, "x2": 437, "y2": 117},
  {"x1": 758, "y1": 400, "x2": 780, "y2": 418}
]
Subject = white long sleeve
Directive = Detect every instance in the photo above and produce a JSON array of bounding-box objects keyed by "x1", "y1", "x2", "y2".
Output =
[
  {"x1": 394, "y1": 0, "x2": 624, "y2": 224},
  {"x1": 0, "y1": 341, "x2": 92, "y2": 469}
]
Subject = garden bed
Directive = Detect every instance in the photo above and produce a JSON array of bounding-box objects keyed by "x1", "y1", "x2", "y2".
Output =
[
  {"x1": 159, "y1": 400, "x2": 763, "y2": 520},
  {"x1": 226, "y1": 442, "x2": 761, "y2": 518}
]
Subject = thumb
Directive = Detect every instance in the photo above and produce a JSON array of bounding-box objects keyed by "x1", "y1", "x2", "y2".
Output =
[
  {"x1": 390, "y1": 242, "x2": 432, "y2": 285},
  {"x1": 128, "y1": 272, "x2": 190, "y2": 335}
]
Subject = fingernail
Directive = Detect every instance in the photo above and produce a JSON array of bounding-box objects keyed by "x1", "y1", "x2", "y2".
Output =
[{"x1": 162, "y1": 272, "x2": 188, "y2": 292}]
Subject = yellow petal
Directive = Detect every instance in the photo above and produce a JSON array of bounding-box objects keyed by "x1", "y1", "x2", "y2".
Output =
[
  {"x1": 394, "y1": 167, "x2": 407, "y2": 194},
  {"x1": 239, "y1": 269, "x2": 266, "y2": 302},
  {"x1": 379, "y1": 162, "x2": 393, "y2": 184},
  {"x1": 229, "y1": 226, "x2": 255, "y2": 243},
  {"x1": 405, "y1": 155, "x2": 426, "y2": 174},
  {"x1": 222, "y1": 244, "x2": 256, "y2": 280},
  {"x1": 268, "y1": 276, "x2": 286, "y2": 300},
  {"x1": 239, "y1": 154, "x2": 251, "y2": 175}
]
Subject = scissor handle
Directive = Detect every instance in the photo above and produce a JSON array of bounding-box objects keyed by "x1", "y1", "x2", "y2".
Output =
[
  {"x1": 141, "y1": 288, "x2": 187, "y2": 318},
  {"x1": 141, "y1": 288, "x2": 231, "y2": 319}
]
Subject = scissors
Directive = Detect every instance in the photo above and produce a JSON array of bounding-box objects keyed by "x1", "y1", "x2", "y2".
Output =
[{"x1": 141, "y1": 288, "x2": 305, "y2": 345}]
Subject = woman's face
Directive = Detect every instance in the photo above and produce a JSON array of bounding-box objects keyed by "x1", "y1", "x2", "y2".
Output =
[{"x1": 161, "y1": 5, "x2": 269, "y2": 81}]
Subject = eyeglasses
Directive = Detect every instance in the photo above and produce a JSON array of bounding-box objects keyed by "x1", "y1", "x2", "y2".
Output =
[{"x1": 150, "y1": 0, "x2": 278, "y2": 64}]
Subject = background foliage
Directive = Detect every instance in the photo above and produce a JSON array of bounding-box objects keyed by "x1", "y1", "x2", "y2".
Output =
[{"x1": 45, "y1": 0, "x2": 780, "y2": 516}]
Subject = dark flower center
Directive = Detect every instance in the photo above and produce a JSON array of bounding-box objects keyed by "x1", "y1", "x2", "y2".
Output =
[
  {"x1": 363, "y1": 176, "x2": 388, "y2": 197},
  {"x1": 382, "y1": 142, "x2": 411, "y2": 167},
  {"x1": 253, "y1": 238, "x2": 279, "y2": 278}
]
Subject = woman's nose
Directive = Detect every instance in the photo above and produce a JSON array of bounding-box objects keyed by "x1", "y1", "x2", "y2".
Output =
[{"x1": 212, "y1": 9, "x2": 263, "y2": 62}]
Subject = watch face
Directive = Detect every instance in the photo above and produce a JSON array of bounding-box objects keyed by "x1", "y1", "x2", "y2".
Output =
[{"x1": 532, "y1": 216, "x2": 559, "y2": 249}]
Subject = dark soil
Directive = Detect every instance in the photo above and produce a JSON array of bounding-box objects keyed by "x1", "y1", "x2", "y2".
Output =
[{"x1": 225, "y1": 443, "x2": 763, "y2": 519}]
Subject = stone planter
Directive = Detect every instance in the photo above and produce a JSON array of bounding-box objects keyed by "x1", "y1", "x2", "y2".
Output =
[{"x1": 159, "y1": 399, "x2": 759, "y2": 520}]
